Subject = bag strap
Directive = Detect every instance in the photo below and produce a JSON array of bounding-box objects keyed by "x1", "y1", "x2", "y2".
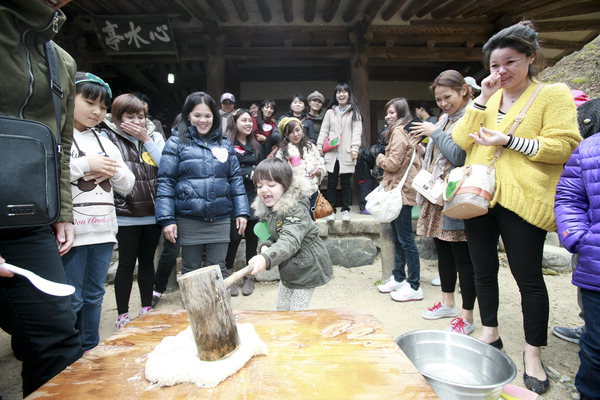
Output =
[
  {"x1": 489, "y1": 84, "x2": 545, "y2": 169},
  {"x1": 396, "y1": 148, "x2": 417, "y2": 191},
  {"x1": 44, "y1": 41, "x2": 63, "y2": 157},
  {"x1": 507, "y1": 84, "x2": 545, "y2": 135}
]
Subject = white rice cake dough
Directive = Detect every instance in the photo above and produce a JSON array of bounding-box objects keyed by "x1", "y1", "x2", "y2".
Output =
[{"x1": 145, "y1": 323, "x2": 268, "y2": 387}]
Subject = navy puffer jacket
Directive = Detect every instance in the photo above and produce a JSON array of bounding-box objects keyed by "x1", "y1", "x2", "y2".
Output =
[
  {"x1": 555, "y1": 132, "x2": 600, "y2": 292},
  {"x1": 155, "y1": 127, "x2": 250, "y2": 227}
]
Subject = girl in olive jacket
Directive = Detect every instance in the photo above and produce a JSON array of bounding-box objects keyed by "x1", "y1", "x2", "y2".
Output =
[{"x1": 247, "y1": 158, "x2": 332, "y2": 311}]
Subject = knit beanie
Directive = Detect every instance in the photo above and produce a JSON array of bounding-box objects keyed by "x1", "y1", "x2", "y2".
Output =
[
  {"x1": 307, "y1": 91, "x2": 325, "y2": 103},
  {"x1": 277, "y1": 117, "x2": 303, "y2": 135}
]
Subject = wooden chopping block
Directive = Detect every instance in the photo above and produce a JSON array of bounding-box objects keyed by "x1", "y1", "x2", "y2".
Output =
[{"x1": 177, "y1": 265, "x2": 239, "y2": 361}]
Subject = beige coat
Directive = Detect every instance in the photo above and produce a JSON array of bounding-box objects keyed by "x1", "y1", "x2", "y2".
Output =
[
  {"x1": 317, "y1": 107, "x2": 362, "y2": 174},
  {"x1": 376, "y1": 126, "x2": 423, "y2": 206}
]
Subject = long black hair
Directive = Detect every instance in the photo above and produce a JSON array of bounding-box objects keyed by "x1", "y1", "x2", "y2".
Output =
[
  {"x1": 177, "y1": 91, "x2": 221, "y2": 143},
  {"x1": 326, "y1": 82, "x2": 362, "y2": 121},
  {"x1": 226, "y1": 108, "x2": 262, "y2": 155}
]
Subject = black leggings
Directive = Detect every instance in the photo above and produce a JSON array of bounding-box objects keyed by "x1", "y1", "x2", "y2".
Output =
[
  {"x1": 326, "y1": 160, "x2": 353, "y2": 212},
  {"x1": 114, "y1": 224, "x2": 162, "y2": 314},
  {"x1": 433, "y1": 238, "x2": 476, "y2": 310},
  {"x1": 225, "y1": 218, "x2": 258, "y2": 275},
  {"x1": 464, "y1": 204, "x2": 548, "y2": 346}
]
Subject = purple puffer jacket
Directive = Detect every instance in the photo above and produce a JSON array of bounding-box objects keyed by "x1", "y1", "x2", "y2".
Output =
[{"x1": 555, "y1": 133, "x2": 600, "y2": 292}]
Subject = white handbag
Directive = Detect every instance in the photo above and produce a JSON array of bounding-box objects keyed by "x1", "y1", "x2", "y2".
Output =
[
  {"x1": 412, "y1": 169, "x2": 444, "y2": 205},
  {"x1": 365, "y1": 149, "x2": 416, "y2": 223}
]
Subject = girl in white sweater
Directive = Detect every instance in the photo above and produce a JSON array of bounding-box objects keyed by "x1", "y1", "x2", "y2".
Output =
[{"x1": 61, "y1": 72, "x2": 134, "y2": 350}]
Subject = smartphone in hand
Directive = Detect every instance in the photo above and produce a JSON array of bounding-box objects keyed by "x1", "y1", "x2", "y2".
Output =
[{"x1": 404, "y1": 116, "x2": 423, "y2": 134}]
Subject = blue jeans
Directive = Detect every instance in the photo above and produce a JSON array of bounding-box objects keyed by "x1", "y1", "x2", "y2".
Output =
[
  {"x1": 62, "y1": 242, "x2": 114, "y2": 350},
  {"x1": 577, "y1": 288, "x2": 600, "y2": 399},
  {"x1": 391, "y1": 205, "x2": 421, "y2": 290}
]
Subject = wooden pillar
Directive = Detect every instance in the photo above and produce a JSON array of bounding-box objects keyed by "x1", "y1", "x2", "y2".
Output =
[
  {"x1": 205, "y1": 30, "x2": 225, "y2": 100},
  {"x1": 380, "y1": 222, "x2": 395, "y2": 281},
  {"x1": 349, "y1": 27, "x2": 372, "y2": 146},
  {"x1": 177, "y1": 265, "x2": 238, "y2": 361}
]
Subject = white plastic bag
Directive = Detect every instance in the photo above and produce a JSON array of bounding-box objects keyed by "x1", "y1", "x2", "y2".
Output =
[
  {"x1": 365, "y1": 149, "x2": 416, "y2": 223},
  {"x1": 365, "y1": 184, "x2": 404, "y2": 223}
]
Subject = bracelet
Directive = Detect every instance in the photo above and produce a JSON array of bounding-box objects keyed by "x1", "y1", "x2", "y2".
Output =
[
  {"x1": 473, "y1": 102, "x2": 487, "y2": 110},
  {"x1": 503, "y1": 134, "x2": 513, "y2": 148}
]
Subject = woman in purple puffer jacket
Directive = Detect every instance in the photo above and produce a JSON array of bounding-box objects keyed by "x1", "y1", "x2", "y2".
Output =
[{"x1": 555, "y1": 127, "x2": 600, "y2": 400}]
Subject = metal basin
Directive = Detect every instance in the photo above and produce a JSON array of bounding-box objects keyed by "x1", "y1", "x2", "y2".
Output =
[{"x1": 396, "y1": 330, "x2": 516, "y2": 400}]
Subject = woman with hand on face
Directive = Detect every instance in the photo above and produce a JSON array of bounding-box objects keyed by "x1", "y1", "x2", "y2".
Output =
[
  {"x1": 101, "y1": 94, "x2": 165, "y2": 329},
  {"x1": 409, "y1": 70, "x2": 477, "y2": 336},
  {"x1": 224, "y1": 109, "x2": 264, "y2": 296},
  {"x1": 155, "y1": 92, "x2": 249, "y2": 289},
  {"x1": 452, "y1": 21, "x2": 581, "y2": 394},
  {"x1": 317, "y1": 83, "x2": 363, "y2": 222}
]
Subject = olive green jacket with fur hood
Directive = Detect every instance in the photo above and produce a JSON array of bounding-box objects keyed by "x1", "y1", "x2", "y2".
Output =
[
  {"x1": 252, "y1": 180, "x2": 333, "y2": 290},
  {"x1": 0, "y1": 1, "x2": 77, "y2": 222}
]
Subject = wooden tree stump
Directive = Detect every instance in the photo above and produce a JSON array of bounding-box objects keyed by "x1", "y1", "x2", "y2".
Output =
[{"x1": 177, "y1": 265, "x2": 238, "y2": 361}]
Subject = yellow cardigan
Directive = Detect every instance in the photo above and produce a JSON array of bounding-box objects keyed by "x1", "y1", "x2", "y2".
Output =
[{"x1": 452, "y1": 82, "x2": 581, "y2": 231}]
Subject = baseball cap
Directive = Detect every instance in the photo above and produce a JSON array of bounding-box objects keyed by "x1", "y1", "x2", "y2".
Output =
[{"x1": 220, "y1": 93, "x2": 236, "y2": 103}]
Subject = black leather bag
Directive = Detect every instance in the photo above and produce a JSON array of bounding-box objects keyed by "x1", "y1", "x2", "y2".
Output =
[{"x1": 0, "y1": 42, "x2": 63, "y2": 228}]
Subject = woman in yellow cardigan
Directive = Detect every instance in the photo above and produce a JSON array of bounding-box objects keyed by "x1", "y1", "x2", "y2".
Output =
[{"x1": 451, "y1": 21, "x2": 580, "y2": 395}]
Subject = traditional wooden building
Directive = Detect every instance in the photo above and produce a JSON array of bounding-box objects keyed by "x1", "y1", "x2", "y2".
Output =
[{"x1": 59, "y1": 0, "x2": 599, "y2": 142}]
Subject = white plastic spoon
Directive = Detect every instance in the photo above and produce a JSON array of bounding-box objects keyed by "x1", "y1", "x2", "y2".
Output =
[{"x1": 2, "y1": 263, "x2": 75, "y2": 296}]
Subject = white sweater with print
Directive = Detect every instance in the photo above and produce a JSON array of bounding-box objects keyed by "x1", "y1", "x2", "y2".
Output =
[{"x1": 70, "y1": 128, "x2": 135, "y2": 247}]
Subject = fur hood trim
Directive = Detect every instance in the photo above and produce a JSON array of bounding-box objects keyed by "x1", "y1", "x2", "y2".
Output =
[{"x1": 252, "y1": 176, "x2": 314, "y2": 217}]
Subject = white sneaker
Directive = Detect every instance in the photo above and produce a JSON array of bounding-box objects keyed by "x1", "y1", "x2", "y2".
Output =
[
  {"x1": 377, "y1": 276, "x2": 407, "y2": 293},
  {"x1": 341, "y1": 210, "x2": 351, "y2": 221},
  {"x1": 431, "y1": 275, "x2": 441, "y2": 286},
  {"x1": 446, "y1": 317, "x2": 475, "y2": 335},
  {"x1": 325, "y1": 213, "x2": 335, "y2": 222},
  {"x1": 390, "y1": 285, "x2": 424, "y2": 302},
  {"x1": 421, "y1": 301, "x2": 459, "y2": 320}
]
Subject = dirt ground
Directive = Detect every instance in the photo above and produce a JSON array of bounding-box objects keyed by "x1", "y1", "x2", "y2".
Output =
[{"x1": 0, "y1": 258, "x2": 582, "y2": 399}]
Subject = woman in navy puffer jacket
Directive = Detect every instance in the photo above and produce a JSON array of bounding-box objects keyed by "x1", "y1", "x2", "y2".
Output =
[
  {"x1": 156, "y1": 92, "x2": 249, "y2": 276},
  {"x1": 555, "y1": 125, "x2": 600, "y2": 400}
]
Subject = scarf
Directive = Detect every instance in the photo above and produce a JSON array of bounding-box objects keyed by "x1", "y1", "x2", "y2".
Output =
[{"x1": 422, "y1": 104, "x2": 467, "y2": 181}]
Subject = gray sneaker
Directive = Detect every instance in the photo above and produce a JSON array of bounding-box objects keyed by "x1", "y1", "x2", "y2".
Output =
[{"x1": 552, "y1": 325, "x2": 584, "y2": 344}]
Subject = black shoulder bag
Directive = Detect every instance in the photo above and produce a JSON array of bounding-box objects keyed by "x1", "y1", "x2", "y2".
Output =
[{"x1": 0, "y1": 42, "x2": 63, "y2": 228}]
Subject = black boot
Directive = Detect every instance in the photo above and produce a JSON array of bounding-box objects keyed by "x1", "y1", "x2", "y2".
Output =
[
  {"x1": 358, "y1": 180, "x2": 372, "y2": 213},
  {"x1": 242, "y1": 276, "x2": 255, "y2": 296}
]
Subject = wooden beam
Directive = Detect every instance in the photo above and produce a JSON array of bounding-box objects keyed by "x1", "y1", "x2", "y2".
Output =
[
  {"x1": 206, "y1": 0, "x2": 229, "y2": 22},
  {"x1": 176, "y1": 0, "x2": 207, "y2": 22},
  {"x1": 381, "y1": 0, "x2": 409, "y2": 21},
  {"x1": 255, "y1": 0, "x2": 272, "y2": 22},
  {"x1": 461, "y1": 0, "x2": 504, "y2": 18},
  {"x1": 282, "y1": 0, "x2": 293, "y2": 22},
  {"x1": 305, "y1": 0, "x2": 317, "y2": 22},
  {"x1": 446, "y1": 0, "x2": 479, "y2": 18},
  {"x1": 541, "y1": 38, "x2": 587, "y2": 51},
  {"x1": 364, "y1": 0, "x2": 387, "y2": 22},
  {"x1": 415, "y1": 0, "x2": 448, "y2": 18},
  {"x1": 323, "y1": 0, "x2": 342, "y2": 23},
  {"x1": 535, "y1": 20, "x2": 600, "y2": 32},
  {"x1": 517, "y1": 1, "x2": 600, "y2": 20},
  {"x1": 401, "y1": 0, "x2": 424, "y2": 21},
  {"x1": 431, "y1": 0, "x2": 477, "y2": 19},
  {"x1": 369, "y1": 46, "x2": 483, "y2": 61},
  {"x1": 231, "y1": 0, "x2": 249, "y2": 22},
  {"x1": 342, "y1": 0, "x2": 363, "y2": 22}
]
